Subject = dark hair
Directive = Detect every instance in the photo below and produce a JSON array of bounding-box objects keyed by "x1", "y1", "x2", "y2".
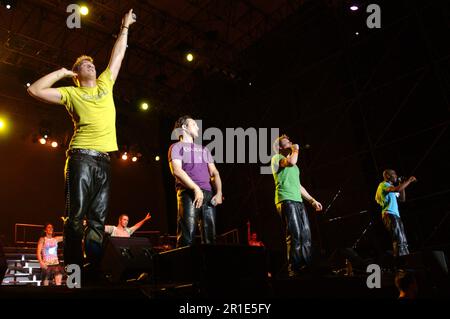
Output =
[
  {"x1": 173, "y1": 115, "x2": 193, "y2": 140},
  {"x1": 383, "y1": 169, "x2": 393, "y2": 179},
  {"x1": 395, "y1": 270, "x2": 416, "y2": 291},
  {"x1": 174, "y1": 115, "x2": 193, "y2": 130},
  {"x1": 41, "y1": 223, "x2": 53, "y2": 237},
  {"x1": 43, "y1": 223, "x2": 53, "y2": 229}
]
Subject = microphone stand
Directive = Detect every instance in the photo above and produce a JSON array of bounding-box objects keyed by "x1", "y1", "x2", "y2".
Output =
[
  {"x1": 318, "y1": 189, "x2": 341, "y2": 259},
  {"x1": 328, "y1": 210, "x2": 368, "y2": 223},
  {"x1": 352, "y1": 221, "x2": 372, "y2": 249},
  {"x1": 324, "y1": 189, "x2": 341, "y2": 215}
]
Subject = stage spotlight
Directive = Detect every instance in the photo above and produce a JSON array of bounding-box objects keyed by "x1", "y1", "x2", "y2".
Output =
[
  {"x1": 155, "y1": 155, "x2": 160, "y2": 162},
  {"x1": 51, "y1": 141, "x2": 58, "y2": 148},
  {"x1": 121, "y1": 152, "x2": 128, "y2": 160},
  {"x1": 248, "y1": 82, "x2": 252, "y2": 86},
  {"x1": 80, "y1": 5, "x2": 89, "y2": 16},
  {"x1": 132, "y1": 156, "x2": 138, "y2": 162},
  {"x1": 186, "y1": 53, "x2": 194, "y2": 62},
  {"x1": 0, "y1": 118, "x2": 5, "y2": 130},
  {"x1": 350, "y1": 5, "x2": 359, "y2": 11},
  {"x1": 140, "y1": 102, "x2": 149, "y2": 111},
  {"x1": 3, "y1": 0, "x2": 16, "y2": 10},
  {"x1": 39, "y1": 137, "x2": 47, "y2": 145},
  {"x1": 355, "y1": 32, "x2": 359, "y2": 36},
  {"x1": 26, "y1": 83, "x2": 31, "y2": 87}
]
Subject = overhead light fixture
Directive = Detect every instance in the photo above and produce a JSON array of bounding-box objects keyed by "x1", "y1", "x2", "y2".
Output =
[{"x1": 80, "y1": 5, "x2": 89, "y2": 16}]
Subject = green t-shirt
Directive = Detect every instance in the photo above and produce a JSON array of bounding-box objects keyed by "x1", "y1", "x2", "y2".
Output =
[
  {"x1": 57, "y1": 68, "x2": 118, "y2": 153},
  {"x1": 271, "y1": 154, "x2": 302, "y2": 204}
]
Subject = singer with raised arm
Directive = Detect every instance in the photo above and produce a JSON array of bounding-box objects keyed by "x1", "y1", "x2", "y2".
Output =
[
  {"x1": 375, "y1": 169, "x2": 417, "y2": 265},
  {"x1": 271, "y1": 135, "x2": 323, "y2": 278},
  {"x1": 168, "y1": 115, "x2": 223, "y2": 247},
  {"x1": 105, "y1": 213, "x2": 152, "y2": 237},
  {"x1": 27, "y1": 9, "x2": 136, "y2": 280}
]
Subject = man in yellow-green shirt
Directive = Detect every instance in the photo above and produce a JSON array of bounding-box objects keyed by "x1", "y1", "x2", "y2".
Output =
[
  {"x1": 27, "y1": 9, "x2": 136, "y2": 275},
  {"x1": 271, "y1": 134, "x2": 323, "y2": 278}
]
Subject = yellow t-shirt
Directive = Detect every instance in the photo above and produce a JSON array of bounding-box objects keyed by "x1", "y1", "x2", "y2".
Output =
[{"x1": 57, "y1": 68, "x2": 118, "y2": 153}]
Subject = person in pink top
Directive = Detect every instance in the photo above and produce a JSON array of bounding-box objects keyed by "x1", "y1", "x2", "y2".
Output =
[
  {"x1": 104, "y1": 213, "x2": 152, "y2": 237},
  {"x1": 36, "y1": 223, "x2": 64, "y2": 286}
]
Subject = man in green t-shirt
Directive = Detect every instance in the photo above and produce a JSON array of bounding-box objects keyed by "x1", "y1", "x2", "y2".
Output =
[
  {"x1": 27, "y1": 9, "x2": 136, "y2": 273},
  {"x1": 271, "y1": 135, "x2": 323, "y2": 277}
]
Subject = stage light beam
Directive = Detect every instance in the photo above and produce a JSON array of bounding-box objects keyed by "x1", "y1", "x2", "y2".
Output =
[
  {"x1": 140, "y1": 102, "x2": 149, "y2": 111},
  {"x1": 132, "y1": 156, "x2": 138, "y2": 162},
  {"x1": 186, "y1": 53, "x2": 194, "y2": 62},
  {"x1": 51, "y1": 141, "x2": 58, "y2": 148},
  {"x1": 122, "y1": 153, "x2": 128, "y2": 160},
  {"x1": 39, "y1": 138, "x2": 47, "y2": 145},
  {"x1": 155, "y1": 156, "x2": 160, "y2": 161}
]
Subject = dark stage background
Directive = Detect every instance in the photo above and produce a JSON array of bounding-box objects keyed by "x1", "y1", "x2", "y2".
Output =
[{"x1": 0, "y1": 1, "x2": 449, "y2": 270}]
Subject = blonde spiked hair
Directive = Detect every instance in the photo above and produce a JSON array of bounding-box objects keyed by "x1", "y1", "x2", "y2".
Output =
[{"x1": 71, "y1": 55, "x2": 94, "y2": 86}]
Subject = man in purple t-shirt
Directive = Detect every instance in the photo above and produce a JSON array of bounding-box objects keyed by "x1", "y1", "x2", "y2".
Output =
[{"x1": 168, "y1": 115, "x2": 223, "y2": 247}]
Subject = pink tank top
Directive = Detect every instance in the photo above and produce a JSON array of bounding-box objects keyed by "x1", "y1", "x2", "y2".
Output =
[{"x1": 42, "y1": 237, "x2": 59, "y2": 265}]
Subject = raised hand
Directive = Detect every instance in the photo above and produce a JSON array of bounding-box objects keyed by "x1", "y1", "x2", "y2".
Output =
[{"x1": 122, "y1": 9, "x2": 137, "y2": 28}]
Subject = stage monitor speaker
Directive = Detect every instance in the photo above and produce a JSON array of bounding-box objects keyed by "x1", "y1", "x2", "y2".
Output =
[
  {"x1": 0, "y1": 240, "x2": 6, "y2": 283},
  {"x1": 100, "y1": 236, "x2": 155, "y2": 283},
  {"x1": 402, "y1": 250, "x2": 449, "y2": 295},
  {"x1": 402, "y1": 250, "x2": 448, "y2": 276},
  {"x1": 155, "y1": 244, "x2": 268, "y2": 297}
]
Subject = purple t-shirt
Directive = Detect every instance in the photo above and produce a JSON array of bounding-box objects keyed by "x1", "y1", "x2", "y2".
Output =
[{"x1": 168, "y1": 142, "x2": 214, "y2": 191}]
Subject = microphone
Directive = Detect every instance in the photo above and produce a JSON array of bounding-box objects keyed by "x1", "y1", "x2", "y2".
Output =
[{"x1": 291, "y1": 143, "x2": 311, "y2": 150}]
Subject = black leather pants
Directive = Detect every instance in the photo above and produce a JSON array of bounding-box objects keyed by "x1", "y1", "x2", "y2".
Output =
[
  {"x1": 63, "y1": 150, "x2": 111, "y2": 268},
  {"x1": 277, "y1": 200, "x2": 312, "y2": 274},
  {"x1": 176, "y1": 189, "x2": 216, "y2": 247},
  {"x1": 382, "y1": 213, "x2": 409, "y2": 258}
]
